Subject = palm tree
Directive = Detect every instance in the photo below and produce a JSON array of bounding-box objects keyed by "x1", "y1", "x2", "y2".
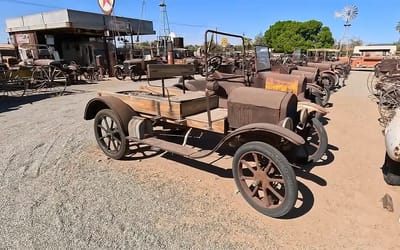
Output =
[{"x1": 396, "y1": 22, "x2": 400, "y2": 33}]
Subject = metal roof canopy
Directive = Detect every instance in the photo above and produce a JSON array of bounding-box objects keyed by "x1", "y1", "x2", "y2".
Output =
[
  {"x1": 6, "y1": 9, "x2": 155, "y2": 36},
  {"x1": 306, "y1": 48, "x2": 340, "y2": 53}
]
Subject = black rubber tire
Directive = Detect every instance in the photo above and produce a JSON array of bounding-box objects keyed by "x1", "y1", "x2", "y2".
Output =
[
  {"x1": 320, "y1": 85, "x2": 331, "y2": 107},
  {"x1": 303, "y1": 118, "x2": 328, "y2": 162},
  {"x1": 114, "y1": 68, "x2": 126, "y2": 81},
  {"x1": 232, "y1": 141, "x2": 298, "y2": 218},
  {"x1": 320, "y1": 74, "x2": 336, "y2": 90},
  {"x1": 94, "y1": 109, "x2": 128, "y2": 160},
  {"x1": 205, "y1": 55, "x2": 223, "y2": 75},
  {"x1": 130, "y1": 70, "x2": 141, "y2": 82},
  {"x1": 382, "y1": 153, "x2": 400, "y2": 185}
]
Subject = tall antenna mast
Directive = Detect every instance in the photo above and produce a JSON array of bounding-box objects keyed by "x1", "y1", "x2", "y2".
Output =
[{"x1": 335, "y1": 5, "x2": 359, "y2": 56}]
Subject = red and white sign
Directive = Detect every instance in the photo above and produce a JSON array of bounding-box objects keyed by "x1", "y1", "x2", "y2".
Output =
[{"x1": 98, "y1": 0, "x2": 115, "y2": 15}]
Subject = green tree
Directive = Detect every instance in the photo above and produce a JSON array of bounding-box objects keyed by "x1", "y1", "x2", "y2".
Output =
[{"x1": 264, "y1": 20, "x2": 334, "y2": 53}]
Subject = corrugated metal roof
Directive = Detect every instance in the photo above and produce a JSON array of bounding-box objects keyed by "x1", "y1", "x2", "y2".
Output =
[{"x1": 6, "y1": 9, "x2": 155, "y2": 35}]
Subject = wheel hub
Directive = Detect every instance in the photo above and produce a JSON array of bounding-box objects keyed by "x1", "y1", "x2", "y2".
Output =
[{"x1": 253, "y1": 170, "x2": 271, "y2": 188}]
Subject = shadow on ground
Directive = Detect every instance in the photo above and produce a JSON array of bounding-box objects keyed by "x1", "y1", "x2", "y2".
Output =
[
  {"x1": 120, "y1": 129, "x2": 328, "y2": 219},
  {"x1": 0, "y1": 89, "x2": 89, "y2": 113}
]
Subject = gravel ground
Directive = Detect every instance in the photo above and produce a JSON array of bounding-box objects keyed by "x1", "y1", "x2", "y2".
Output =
[{"x1": 0, "y1": 73, "x2": 399, "y2": 249}]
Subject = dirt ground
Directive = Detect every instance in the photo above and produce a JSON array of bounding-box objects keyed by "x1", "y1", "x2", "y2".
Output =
[{"x1": 0, "y1": 71, "x2": 399, "y2": 249}]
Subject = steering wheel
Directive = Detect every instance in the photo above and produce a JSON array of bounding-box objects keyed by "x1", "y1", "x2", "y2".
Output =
[{"x1": 205, "y1": 55, "x2": 222, "y2": 75}]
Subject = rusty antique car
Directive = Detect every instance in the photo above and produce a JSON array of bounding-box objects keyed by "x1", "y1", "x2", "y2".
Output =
[
  {"x1": 84, "y1": 30, "x2": 328, "y2": 218},
  {"x1": 173, "y1": 33, "x2": 328, "y2": 163}
]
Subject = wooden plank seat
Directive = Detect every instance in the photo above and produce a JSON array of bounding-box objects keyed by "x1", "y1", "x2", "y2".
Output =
[{"x1": 146, "y1": 64, "x2": 195, "y2": 97}]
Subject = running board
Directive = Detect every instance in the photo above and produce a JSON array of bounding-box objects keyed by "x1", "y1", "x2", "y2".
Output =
[{"x1": 133, "y1": 137, "x2": 213, "y2": 159}]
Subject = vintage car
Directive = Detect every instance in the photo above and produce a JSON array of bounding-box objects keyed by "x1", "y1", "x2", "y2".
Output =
[
  {"x1": 84, "y1": 30, "x2": 330, "y2": 218},
  {"x1": 114, "y1": 48, "x2": 162, "y2": 81}
]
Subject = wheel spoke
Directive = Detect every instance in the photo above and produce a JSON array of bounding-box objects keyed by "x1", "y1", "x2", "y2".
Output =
[
  {"x1": 267, "y1": 186, "x2": 284, "y2": 202},
  {"x1": 107, "y1": 137, "x2": 111, "y2": 149},
  {"x1": 44, "y1": 68, "x2": 50, "y2": 80},
  {"x1": 97, "y1": 124, "x2": 107, "y2": 133},
  {"x1": 252, "y1": 153, "x2": 260, "y2": 170},
  {"x1": 240, "y1": 159, "x2": 256, "y2": 174},
  {"x1": 264, "y1": 160, "x2": 272, "y2": 174},
  {"x1": 99, "y1": 135, "x2": 109, "y2": 140},
  {"x1": 104, "y1": 117, "x2": 111, "y2": 130},
  {"x1": 263, "y1": 188, "x2": 271, "y2": 207},
  {"x1": 241, "y1": 175, "x2": 254, "y2": 181},
  {"x1": 110, "y1": 137, "x2": 119, "y2": 151},
  {"x1": 112, "y1": 135, "x2": 122, "y2": 144},
  {"x1": 251, "y1": 186, "x2": 259, "y2": 197}
]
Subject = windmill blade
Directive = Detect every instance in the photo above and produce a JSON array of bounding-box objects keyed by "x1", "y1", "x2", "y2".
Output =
[{"x1": 343, "y1": 5, "x2": 358, "y2": 22}]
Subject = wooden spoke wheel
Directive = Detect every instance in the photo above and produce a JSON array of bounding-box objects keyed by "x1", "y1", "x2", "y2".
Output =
[
  {"x1": 320, "y1": 85, "x2": 331, "y2": 107},
  {"x1": 320, "y1": 74, "x2": 336, "y2": 90},
  {"x1": 3, "y1": 80, "x2": 28, "y2": 97},
  {"x1": 1, "y1": 71, "x2": 28, "y2": 97},
  {"x1": 1, "y1": 79, "x2": 28, "y2": 97},
  {"x1": 94, "y1": 109, "x2": 128, "y2": 160},
  {"x1": 31, "y1": 65, "x2": 67, "y2": 96},
  {"x1": 232, "y1": 142, "x2": 298, "y2": 218},
  {"x1": 298, "y1": 117, "x2": 328, "y2": 163}
]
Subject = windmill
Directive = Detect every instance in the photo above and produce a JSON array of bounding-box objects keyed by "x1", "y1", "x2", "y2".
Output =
[
  {"x1": 157, "y1": 0, "x2": 172, "y2": 59},
  {"x1": 335, "y1": 5, "x2": 359, "y2": 56}
]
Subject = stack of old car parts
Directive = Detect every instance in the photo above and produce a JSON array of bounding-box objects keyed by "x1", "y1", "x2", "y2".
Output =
[
  {"x1": 367, "y1": 58, "x2": 400, "y2": 185},
  {"x1": 368, "y1": 59, "x2": 400, "y2": 127}
]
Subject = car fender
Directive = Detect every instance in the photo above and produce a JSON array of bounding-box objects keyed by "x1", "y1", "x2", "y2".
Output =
[
  {"x1": 320, "y1": 70, "x2": 339, "y2": 84},
  {"x1": 297, "y1": 101, "x2": 329, "y2": 115},
  {"x1": 224, "y1": 123, "x2": 305, "y2": 146},
  {"x1": 84, "y1": 96, "x2": 137, "y2": 135},
  {"x1": 306, "y1": 82, "x2": 323, "y2": 95}
]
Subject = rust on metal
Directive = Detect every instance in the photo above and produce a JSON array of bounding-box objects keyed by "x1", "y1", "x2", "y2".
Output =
[
  {"x1": 259, "y1": 72, "x2": 306, "y2": 95},
  {"x1": 84, "y1": 95, "x2": 137, "y2": 135},
  {"x1": 227, "y1": 86, "x2": 298, "y2": 128}
]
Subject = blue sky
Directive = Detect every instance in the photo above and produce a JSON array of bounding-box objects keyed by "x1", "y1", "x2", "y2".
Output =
[{"x1": 0, "y1": 0, "x2": 399, "y2": 46}]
